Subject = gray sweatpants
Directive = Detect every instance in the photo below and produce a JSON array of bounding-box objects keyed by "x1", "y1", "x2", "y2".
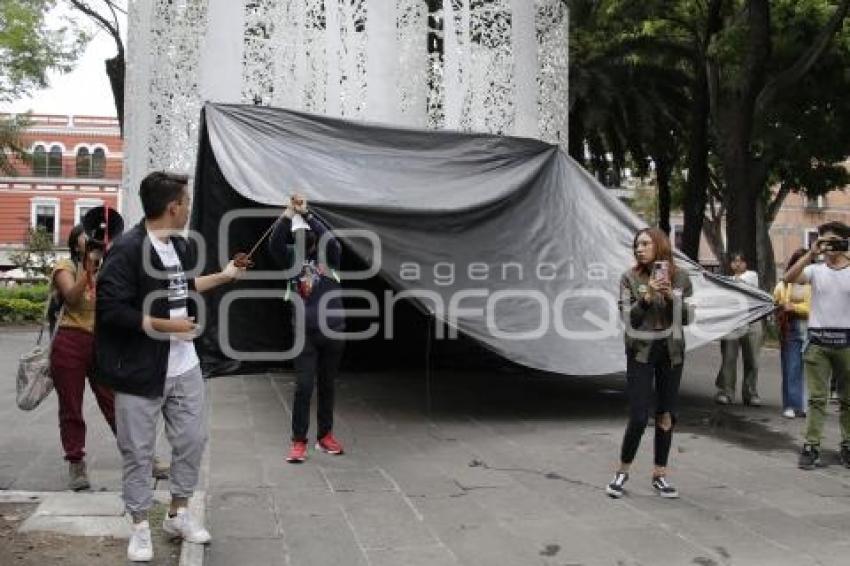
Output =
[{"x1": 115, "y1": 364, "x2": 206, "y2": 517}]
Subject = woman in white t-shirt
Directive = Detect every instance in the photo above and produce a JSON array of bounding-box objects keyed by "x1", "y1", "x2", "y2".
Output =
[{"x1": 715, "y1": 253, "x2": 763, "y2": 406}]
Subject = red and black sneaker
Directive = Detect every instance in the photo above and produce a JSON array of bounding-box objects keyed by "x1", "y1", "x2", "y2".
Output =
[
  {"x1": 286, "y1": 440, "x2": 308, "y2": 463},
  {"x1": 315, "y1": 433, "x2": 344, "y2": 455}
]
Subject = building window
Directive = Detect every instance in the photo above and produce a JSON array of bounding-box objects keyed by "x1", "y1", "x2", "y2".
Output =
[
  {"x1": 92, "y1": 147, "x2": 106, "y2": 178},
  {"x1": 76, "y1": 147, "x2": 92, "y2": 177},
  {"x1": 75, "y1": 199, "x2": 103, "y2": 226},
  {"x1": 805, "y1": 229, "x2": 819, "y2": 249},
  {"x1": 75, "y1": 147, "x2": 107, "y2": 178},
  {"x1": 805, "y1": 195, "x2": 826, "y2": 211},
  {"x1": 48, "y1": 145, "x2": 63, "y2": 177},
  {"x1": 31, "y1": 199, "x2": 60, "y2": 245},
  {"x1": 32, "y1": 145, "x2": 48, "y2": 176}
]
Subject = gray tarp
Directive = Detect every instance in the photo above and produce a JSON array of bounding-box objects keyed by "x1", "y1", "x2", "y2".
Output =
[{"x1": 199, "y1": 103, "x2": 774, "y2": 375}]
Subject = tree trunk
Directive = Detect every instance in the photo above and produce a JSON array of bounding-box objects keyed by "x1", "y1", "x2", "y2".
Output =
[
  {"x1": 714, "y1": 0, "x2": 770, "y2": 273},
  {"x1": 758, "y1": 184, "x2": 793, "y2": 293},
  {"x1": 568, "y1": 100, "x2": 586, "y2": 166},
  {"x1": 682, "y1": 0, "x2": 723, "y2": 261},
  {"x1": 106, "y1": 52, "x2": 125, "y2": 136},
  {"x1": 681, "y1": 73, "x2": 710, "y2": 260},
  {"x1": 723, "y1": 162, "x2": 759, "y2": 269},
  {"x1": 757, "y1": 221, "x2": 776, "y2": 292},
  {"x1": 702, "y1": 214, "x2": 725, "y2": 269},
  {"x1": 755, "y1": 195, "x2": 775, "y2": 292},
  {"x1": 656, "y1": 157, "x2": 672, "y2": 235}
]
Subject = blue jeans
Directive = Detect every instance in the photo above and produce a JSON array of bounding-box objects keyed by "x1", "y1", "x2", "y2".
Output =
[{"x1": 780, "y1": 319, "x2": 806, "y2": 412}]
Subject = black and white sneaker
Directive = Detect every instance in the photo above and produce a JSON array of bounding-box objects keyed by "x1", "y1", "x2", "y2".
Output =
[
  {"x1": 839, "y1": 443, "x2": 850, "y2": 469},
  {"x1": 651, "y1": 476, "x2": 679, "y2": 499},
  {"x1": 798, "y1": 443, "x2": 822, "y2": 470},
  {"x1": 606, "y1": 471, "x2": 629, "y2": 498}
]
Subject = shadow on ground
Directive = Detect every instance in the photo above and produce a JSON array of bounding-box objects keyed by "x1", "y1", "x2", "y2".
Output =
[{"x1": 293, "y1": 363, "x2": 801, "y2": 455}]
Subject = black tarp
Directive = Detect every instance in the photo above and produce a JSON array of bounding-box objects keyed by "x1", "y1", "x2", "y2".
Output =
[{"x1": 191, "y1": 103, "x2": 774, "y2": 377}]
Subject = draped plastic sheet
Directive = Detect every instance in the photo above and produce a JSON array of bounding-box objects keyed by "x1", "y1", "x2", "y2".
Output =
[{"x1": 193, "y1": 103, "x2": 774, "y2": 376}]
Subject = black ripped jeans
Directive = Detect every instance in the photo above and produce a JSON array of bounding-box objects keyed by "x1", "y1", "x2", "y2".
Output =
[{"x1": 620, "y1": 341, "x2": 683, "y2": 468}]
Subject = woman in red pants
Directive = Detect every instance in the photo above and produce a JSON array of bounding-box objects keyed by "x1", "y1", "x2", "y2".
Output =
[{"x1": 50, "y1": 224, "x2": 116, "y2": 490}]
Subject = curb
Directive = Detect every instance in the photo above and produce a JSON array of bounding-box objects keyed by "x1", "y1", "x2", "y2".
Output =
[
  {"x1": 179, "y1": 378, "x2": 214, "y2": 566},
  {"x1": 2, "y1": 489, "x2": 205, "y2": 565},
  {"x1": 0, "y1": 490, "x2": 50, "y2": 504},
  {"x1": 178, "y1": 490, "x2": 206, "y2": 566}
]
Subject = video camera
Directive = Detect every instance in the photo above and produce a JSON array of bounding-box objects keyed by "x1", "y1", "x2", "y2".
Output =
[
  {"x1": 82, "y1": 206, "x2": 124, "y2": 273},
  {"x1": 820, "y1": 239, "x2": 850, "y2": 253}
]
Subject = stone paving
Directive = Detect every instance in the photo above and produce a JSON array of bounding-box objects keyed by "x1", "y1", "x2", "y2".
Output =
[
  {"x1": 203, "y1": 347, "x2": 850, "y2": 566},
  {"x1": 0, "y1": 330, "x2": 168, "y2": 493},
  {"x1": 3, "y1": 328, "x2": 850, "y2": 565}
]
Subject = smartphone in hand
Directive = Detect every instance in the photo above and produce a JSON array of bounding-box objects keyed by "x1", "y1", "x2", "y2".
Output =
[{"x1": 652, "y1": 260, "x2": 670, "y2": 283}]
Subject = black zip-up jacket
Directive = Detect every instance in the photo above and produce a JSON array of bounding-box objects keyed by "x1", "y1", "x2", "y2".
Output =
[
  {"x1": 268, "y1": 213, "x2": 345, "y2": 332},
  {"x1": 94, "y1": 222, "x2": 198, "y2": 398}
]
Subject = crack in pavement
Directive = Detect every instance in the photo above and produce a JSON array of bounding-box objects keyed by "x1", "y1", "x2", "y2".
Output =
[{"x1": 467, "y1": 459, "x2": 599, "y2": 490}]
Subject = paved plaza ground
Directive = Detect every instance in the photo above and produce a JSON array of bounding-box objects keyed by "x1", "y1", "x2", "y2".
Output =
[{"x1": 2, "y1": 328, "x2": 849, "y2": 565}]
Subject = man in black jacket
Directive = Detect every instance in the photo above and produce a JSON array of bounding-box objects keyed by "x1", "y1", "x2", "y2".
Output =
[
  {"x1": 269, "y1": 193, "x2": 346, "y2": 464},
  {"x1": 96, "y1": 171, "x2": 243, "y2": 562}
]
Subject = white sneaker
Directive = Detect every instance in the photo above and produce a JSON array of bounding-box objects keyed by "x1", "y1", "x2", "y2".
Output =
[
  {"x1": 162, "y1": 507, "x2": 211, "y2": 544},
  {"x1": 782, "y1": 408, "x2": 796, "y2": 419},
  {"x1": 127, "y1": 520, "x2": 153, "y2": 562}
]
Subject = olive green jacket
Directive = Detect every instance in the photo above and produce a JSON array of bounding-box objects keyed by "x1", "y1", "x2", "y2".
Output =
[{"x1": 619, "y1": 268, "x2": 694, "y2": 365}]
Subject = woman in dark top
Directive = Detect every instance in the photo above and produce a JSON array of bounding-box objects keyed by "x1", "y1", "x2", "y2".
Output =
[{"x1": 607, "y1": 228, "x2": 693, "y2": 499}]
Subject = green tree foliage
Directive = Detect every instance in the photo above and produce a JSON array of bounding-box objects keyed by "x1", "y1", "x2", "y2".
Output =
[
  {"x1": 759, "y1": 1, "x2": 850, "y2": 203},
  {"x1": 569, "y1": 0, "x2": 850, "y2": 290},
  {"x1": 0, "y1": 0, "x2": 86, "y2": 102},
  {"x1": 706, "y1": 0, "x2": 850, "y2": 288},
  {"x1": 568, "y1": 0, "x2": 692, "y2": 233},
  {"x1": 0, "y1": 113, "x2": 30, "y2": 175}
]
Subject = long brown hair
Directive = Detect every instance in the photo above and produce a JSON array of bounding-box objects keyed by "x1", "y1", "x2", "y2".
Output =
[{"x1": 632, "y1": 227, "x2": 677, "y2": 279}]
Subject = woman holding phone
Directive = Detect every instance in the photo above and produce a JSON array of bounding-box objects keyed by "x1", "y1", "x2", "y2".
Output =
[{"x1": 607, "y1": 228, "x2": 693, "y2": 499}]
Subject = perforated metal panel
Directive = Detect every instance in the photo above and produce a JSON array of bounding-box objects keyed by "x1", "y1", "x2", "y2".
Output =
[{"x1": 124, "y1": 0, "x2": 569, "y2": 223}]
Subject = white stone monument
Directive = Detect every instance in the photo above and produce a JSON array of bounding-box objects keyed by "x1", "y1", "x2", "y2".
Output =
[{"x1": 124, "y1": 0, "x2": 569, "y2": 223}]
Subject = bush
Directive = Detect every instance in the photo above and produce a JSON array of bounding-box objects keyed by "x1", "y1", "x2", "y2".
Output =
[
  {"x1": 0, "y1": 297, "x2": 44, "y2": 324},
  {"x1": 0, "y1": 284, "x2": 50, "y2": 303}
]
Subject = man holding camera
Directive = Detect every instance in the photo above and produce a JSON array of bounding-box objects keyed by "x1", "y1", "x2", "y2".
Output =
[{"x1": 784, "y1": 221, "x2": 850, "y2": 470}]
